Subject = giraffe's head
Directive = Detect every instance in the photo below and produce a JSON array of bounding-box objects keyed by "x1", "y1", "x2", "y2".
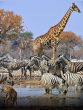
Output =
[{"x1": 71, "y1": 3, "x2": 80, "y2": 13}]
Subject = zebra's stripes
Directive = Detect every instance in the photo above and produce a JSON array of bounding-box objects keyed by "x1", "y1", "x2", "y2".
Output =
[
  {"x1": 25, "y1": 55, "x2": 51, "y2": 78},
  {"x1": 0, "y1": 73, "x2": 7, "y2": 84},
  {"x1": 0, "y1": 59, "x2": 29, "y2": 78},
  {"x1": 41, "y1": 73, "x2": 67, "y2": 94},
  {"x1": 56, "y1": 55, "x2": 83, "y2": 73},
  {"x1": 61, "y1": 70, "x2": 83, "y2": 90},
  {"x1": 40, "y1": 55, "x2": 50, "y2": 74},
  {"x1": 0, "y1": 73, "x2": 14, "y2": 85},
  {"x1": 68, "y1": 62, "x2": 83, "y2": 73},
  {"x1": 24, "y1": 56, "x2": 41, "y2": 79}
]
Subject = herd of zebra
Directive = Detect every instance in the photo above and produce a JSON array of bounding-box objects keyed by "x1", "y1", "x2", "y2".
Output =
[
  {"x1": 0, "y1": 54, "x2": 83, "y2": 95},
  {"x1": 0, "y1": 54, "x2": 83, "y2": 106}
]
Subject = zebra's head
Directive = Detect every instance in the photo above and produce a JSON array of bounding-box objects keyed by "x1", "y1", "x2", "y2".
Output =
[
  {"x1": 41, "y1": 55, "x2": 50, "y2": 61},
  {"x1": 28, "y1": 56, "x2": 40, "y2": 67},
  {"x1": 55, "y1": 55, "x2": 70, "y2": 74},
  {"x1": 58, "y1": 77, "x2": 68, "y2": 94}
]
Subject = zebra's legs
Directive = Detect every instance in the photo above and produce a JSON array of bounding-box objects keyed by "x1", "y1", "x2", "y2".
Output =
[
  {"x1": 21, "y1": 67, "x2": 24, "y2": 78},
  {"x1": 7, "y1": 70, "x2": 14, "y2": 85},
  {"x1": 20, "y1": 67, "x2": 27, "y2": 79},
  {"x1": 45, "y1": 88, "x2": 51, "y2": 94},
  {"x1": 9, "y1": 72, "x2": 13, "y2": 78},
  {"x1": 24, "y1": 67, "x2": 27, "y2": 79},
  {"x1": 75, "y1": 85, "x2": 80, "y2": 91},
  {"x1": 28, "y1": 68, "x2": 32, "y2": 79},
  {"x1": 30, "y1": 70, "x2": 32, "y2": 79}
]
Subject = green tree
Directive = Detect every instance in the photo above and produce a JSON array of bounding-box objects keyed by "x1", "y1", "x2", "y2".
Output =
[
  {"x1": 17, "y1": 31, "x2": 33, "y2": 59},
  {"x1": 20, "y1": 32, "x2": 33, "y2": 39}
]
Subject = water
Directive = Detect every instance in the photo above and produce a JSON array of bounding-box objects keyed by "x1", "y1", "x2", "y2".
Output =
[
  {"x1": 14, "y1": 85, "x2": 44, "y2": 97},
  {"x1": 13, "y1": 85, "x2": 83, "y2": 97},
  {"x1": 13, "y1": 85, "x2": 83, "y2": 106},
  {"x1": 1, "y1": 85, "x2": 83, "y2": 106},
  {"x1": 13, "y1": 84, "x2": 62, "y2": 97}
]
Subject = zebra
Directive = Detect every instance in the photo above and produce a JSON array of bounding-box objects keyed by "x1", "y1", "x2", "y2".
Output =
[
  {"x1": 0, "y1": 73, "x2": 7, "y2": 84},
  {"x1": 24, "y1": 55, "x2": 51, "y2": 79},
  {"x1": 5, "y1": 54, "x2": 62, "y2": 79},
  {"x1": 68, "y1": 61, "x2": 83, "y2": 73},
  {"x1": 0, "y1": 54, "x2": 29, "y2": 79},
  {"x1": 39, "y1": 55, "x2": 61, "y2": 76},
  {"x1": 24, "y1": 56, "x2": 41, "y2": 79},
  {"x1": 0, "y1": 73, "x2": 14, "y2": 86},
  {"x1": 40, "y1": 55, "x2": 66, "y2": 76},
  {"x1": 40, "y1": 55, "x2": 51, "y2": 74},
  {"x1": 41, "y1": 55, "x2": 51, "y2": 61},
  {"x1": 60, "y1": 70, "x2": 83, "y2": 90},
  {"x1": 56, "y1": 55, "x2": 83, "y2": 73},
  {"x1": 38, "y1": 55, "x2": 62, "y2": 76},
  {"x1": 41, "y1": 73, "x2": 67, "y2": 94},
  {"x1": 0, "y1": 59, "x2": 28, "y2": 79},
  {"x1": 0, "y1": 54, "x2": 15, "y2": 63}
]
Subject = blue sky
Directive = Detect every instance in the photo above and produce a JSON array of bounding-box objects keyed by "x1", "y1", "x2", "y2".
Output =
[{"x1": 0, "y1": 0, "x2": 83, "y2": 39}]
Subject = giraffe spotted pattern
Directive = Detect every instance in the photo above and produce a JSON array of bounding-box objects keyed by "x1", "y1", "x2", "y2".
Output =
[{"x1": 32, "y1": 3, "x2": 80, "y2": 62}]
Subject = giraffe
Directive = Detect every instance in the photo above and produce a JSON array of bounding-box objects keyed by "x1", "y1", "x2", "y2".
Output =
[{"x1": 32, "y1": 3, "x2": 80, "y2": 63}]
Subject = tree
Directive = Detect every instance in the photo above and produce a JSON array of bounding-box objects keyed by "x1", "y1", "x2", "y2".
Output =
[
  {"x1": 11, "y1": 31, "x2": 33, "y2": 59},
  {"x1": 20, "y1": 32, "x2": 33, "y2": 39},
  {"x1": 0, "y1": 9, "x2": 33, "y2": 58},
  {"x1": 59, "y1": 32, "x2": 82, "y2": 46},
  {"x1": 57, "y1": 31, "x2": 83, "y2": 58},
  {"x1": 18, "y1": 31, "x2": 33, "y2": 59},
  {"x1": 0, "y1": 9, "x2": 23, "y2": 40}
]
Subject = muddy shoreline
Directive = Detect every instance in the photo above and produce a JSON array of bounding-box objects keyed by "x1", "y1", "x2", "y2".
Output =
[{"x1": 0, "y1": 94, "x2": 83, "y2": 107}]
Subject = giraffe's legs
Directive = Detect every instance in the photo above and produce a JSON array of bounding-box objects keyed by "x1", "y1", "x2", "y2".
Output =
[
  {"x1": 51, "y1": 46, "x2": 56, "y2": 63},
  {"x1": 51, "y1": 38, "x2": 59, "y2": 63}
]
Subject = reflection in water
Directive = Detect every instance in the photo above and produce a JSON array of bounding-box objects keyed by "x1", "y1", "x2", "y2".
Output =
[
  {"x1": 14, "y1": 85, "x2": 61, "y2": 97},
  {"x1": 14, "y1": 85, "x2": 83, "y2": 97},
  {"x1": 14, "y1": 86, "x2": 44, "y2": 97},
  {"x1": 13, "y1": 85, "x2": 83, "y2": 106}
]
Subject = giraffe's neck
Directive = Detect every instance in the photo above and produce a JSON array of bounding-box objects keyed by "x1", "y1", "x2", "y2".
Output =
[{"x1": 56, "y1": 7, "x2": 73, "y2": 33}]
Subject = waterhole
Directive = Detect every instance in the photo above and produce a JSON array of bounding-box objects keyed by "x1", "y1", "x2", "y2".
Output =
[{"x1": 13, "y1": 85, "x2": 59, "y2": 97}]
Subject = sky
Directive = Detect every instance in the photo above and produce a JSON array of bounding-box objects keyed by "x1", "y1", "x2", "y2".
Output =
[{"x1": 0, "y1": 0, "x2": 83, "y2": 39}]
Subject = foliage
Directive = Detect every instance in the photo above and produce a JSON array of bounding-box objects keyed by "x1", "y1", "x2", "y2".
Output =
[
  {"x1": 59, "y1": 31, "x2": 82, "y2": 46},
  {"x1": 0, "y1": 9, "x2": 23, "y2": 40},
  {"x1": 14, "y1": 31, "x2": 33, "y2": 49},
  {"x1": 57, "y1": 31, "x2": 83, "y2": 58},
  {"x1": 0, "y1": 9, "x2": 33, "y2": 59},
  {"x1": 20, "y1": 32, "x2": 33, "y2": 39}
]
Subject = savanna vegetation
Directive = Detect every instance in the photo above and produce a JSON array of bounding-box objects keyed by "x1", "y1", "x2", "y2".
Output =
[{"x1": 0, "y1": 9, "x2": 83, "y2": 59}]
